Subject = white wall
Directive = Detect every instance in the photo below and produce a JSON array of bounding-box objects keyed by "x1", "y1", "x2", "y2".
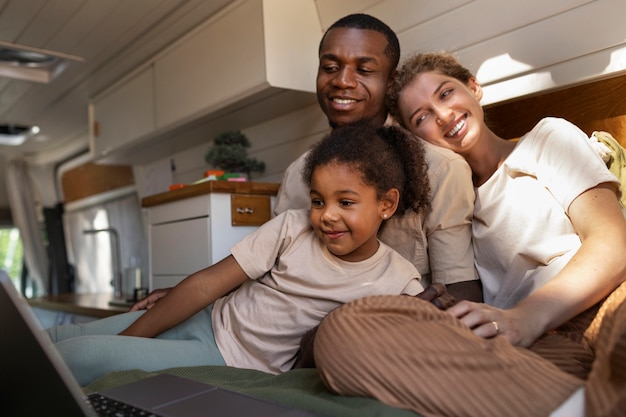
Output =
[
  {"x1": 137, "y1": 0, "x2": 626, "y2": 195},
  {"x1": 136, "y1": 103, "x2": 329, "y2": 197},
  {"x1": 316, "y1": 0, "x2": 626, "y2": 103}
]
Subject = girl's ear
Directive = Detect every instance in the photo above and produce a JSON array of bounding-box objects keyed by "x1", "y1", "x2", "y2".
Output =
[
  {"x1": 380, "y1": 188, "x2": 400, "y2": 219},
  {"x1": 468, "y1": 77, "x2": 483, "y2": 102}
]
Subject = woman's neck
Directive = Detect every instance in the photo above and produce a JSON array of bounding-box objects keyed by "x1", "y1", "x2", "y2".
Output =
[{"x1": 463, "y1": 131, "x2": 516, "y2": 187}]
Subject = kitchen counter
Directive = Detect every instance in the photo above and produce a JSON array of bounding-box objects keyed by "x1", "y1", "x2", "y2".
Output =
[
  {"x1": 143, "y1": 180, "x2": 280, "y2": 289},
  {"x1": 141, "y1": 180, "x2": 280, "y2": 208},
  {"x1": 28, "y1": 293, "x2": 129, "y2": 318}
]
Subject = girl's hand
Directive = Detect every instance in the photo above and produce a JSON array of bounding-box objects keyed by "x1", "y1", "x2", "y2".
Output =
[
  {"x1": 446, "y1": 300, "x2": 539, "y2": 347},
  {"x1": 129, "y1": 288, "x2": 171, "y2": 311}
]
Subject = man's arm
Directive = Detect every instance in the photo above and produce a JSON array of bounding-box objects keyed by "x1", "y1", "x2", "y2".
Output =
[{"x1": 423, "y1": 143, "x2": 481, "y2": 301}]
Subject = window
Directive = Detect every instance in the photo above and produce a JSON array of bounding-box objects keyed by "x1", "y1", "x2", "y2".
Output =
[{"x1": 0, "y1": 226, "x2": 24, "y2": 291}]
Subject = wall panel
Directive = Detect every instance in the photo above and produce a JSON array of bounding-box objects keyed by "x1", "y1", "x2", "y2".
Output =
[{"x1": 143, "y1": 0, "x2": 626, "y2": 195}]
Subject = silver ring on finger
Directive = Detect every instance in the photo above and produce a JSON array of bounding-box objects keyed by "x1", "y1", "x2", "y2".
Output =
[{"x1": 492, "y1": 320, "x2": 500, "y2": 334}]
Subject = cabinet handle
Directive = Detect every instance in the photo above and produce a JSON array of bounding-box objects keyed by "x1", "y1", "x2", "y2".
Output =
[
  {"x1": 236, "y1": 207, "x2": 254, "y2": 214},
  {"x1": 93, "y1": 121, "x2": 100, "y2": 138}
]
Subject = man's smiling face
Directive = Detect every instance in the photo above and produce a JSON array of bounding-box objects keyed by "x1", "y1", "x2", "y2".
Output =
[{"x1": 316, "y1": 27, "x2": 393, "y2": 128}]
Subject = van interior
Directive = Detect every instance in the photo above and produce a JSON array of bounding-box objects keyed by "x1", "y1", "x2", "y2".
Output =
[{"x1": 0, "y1": 0, "x2": 625, "y2": 318}]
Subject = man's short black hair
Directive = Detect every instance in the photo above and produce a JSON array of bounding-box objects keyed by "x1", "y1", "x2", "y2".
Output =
[{"x1": 319, "y1": 13, "x2": 401, "y2": 70}]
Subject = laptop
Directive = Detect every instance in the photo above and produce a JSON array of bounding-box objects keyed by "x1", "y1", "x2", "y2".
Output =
[{"x1": 0, "y1": 270, "x2": 321, "y2": 416}]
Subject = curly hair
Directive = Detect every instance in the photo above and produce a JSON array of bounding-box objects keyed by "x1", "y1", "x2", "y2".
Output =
[
  {"x1": 387, "y1": 52, "x2": 474, "y2": 127},
  {"x1": 302, "y1": 123, "x2": 430, "y2": 216},
  {"x1": 320, "y1": 13, "x2": 401, "y2": 71}
]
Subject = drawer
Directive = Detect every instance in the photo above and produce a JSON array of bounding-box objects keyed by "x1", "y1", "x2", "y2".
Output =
[
  {"x1": 151, "y1": 217, "x2": 211, "y2": 275},
  {"x1": 231, "y1": 194, "x2": 271, "y2": 226},
  {"x1": 151, "y1": 274, "x2": 187, "y2": 289},
  {"x1": 149, "y1": 194, "x2": 210, "y2": 225}
]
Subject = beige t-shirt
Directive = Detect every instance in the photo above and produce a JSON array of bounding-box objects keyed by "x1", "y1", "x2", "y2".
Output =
[
  {"x1": 273, "y1": 140, "x2": 477, "y2": 286},
  {"x1": 212, "y1": 209, "x2": 423, "y2": 374}
]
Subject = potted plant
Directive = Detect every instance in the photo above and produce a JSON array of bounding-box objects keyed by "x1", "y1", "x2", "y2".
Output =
[{"x1": 205, "y1": 131, "x2": 265, "y2": 179}]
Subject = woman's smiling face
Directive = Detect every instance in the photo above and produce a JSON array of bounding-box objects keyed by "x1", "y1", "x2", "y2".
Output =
[{"x1": 398, "y1": 71, "x2": 484, "y2": 154}]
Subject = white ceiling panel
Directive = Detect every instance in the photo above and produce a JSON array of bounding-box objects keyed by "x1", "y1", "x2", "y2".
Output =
[
  {"x1": 15, "y1": 0, "x2": 85, "y2": 48},
  {"x1": 0, "y1": 0, "x2": 624, "y2": 161},
  {"x1": 0, "y1": 0, "x2": 234, "y2": 157}
]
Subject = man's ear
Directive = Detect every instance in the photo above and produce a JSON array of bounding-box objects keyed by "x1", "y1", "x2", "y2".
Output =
[
  {"x1": 386, "y1": 69, "x2": 397, "y2": 93},
  {"x1": 381, "y1": 188, "x2": 400, "y2": 218}
]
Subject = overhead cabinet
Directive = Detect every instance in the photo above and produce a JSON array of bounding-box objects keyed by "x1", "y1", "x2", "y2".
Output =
[
  {"x1": 89, "y1": 66, "x2": 155, "y2": 158},
  {"x1": 89, "y1": 0, "x2": 321, "y2": 163}
]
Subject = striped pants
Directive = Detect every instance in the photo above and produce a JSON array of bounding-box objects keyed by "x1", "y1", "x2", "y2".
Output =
[{"x1": 314, "y1": 282, "x2": 626, "y2": 417}]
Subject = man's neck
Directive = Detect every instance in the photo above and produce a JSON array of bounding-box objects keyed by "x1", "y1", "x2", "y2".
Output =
[{"x1": 328, "y1": 114, "x2": 388, "y2": 130}]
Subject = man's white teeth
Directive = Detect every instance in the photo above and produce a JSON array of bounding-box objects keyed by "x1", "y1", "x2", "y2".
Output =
[
  {"x1": 333, "y1": 98, "x2": 356, "y2": 104},
  {"x1": 447, "y1": 119, "x2": 464, "y2": 137}
]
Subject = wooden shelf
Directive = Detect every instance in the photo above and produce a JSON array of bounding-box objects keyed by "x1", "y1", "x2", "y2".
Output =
[
  {"x1": 141, "y1": 180, "x2": 280, "y2": 208},
  {"x1": 28, "y1": 293, "x2": 130, "y2": 318}
]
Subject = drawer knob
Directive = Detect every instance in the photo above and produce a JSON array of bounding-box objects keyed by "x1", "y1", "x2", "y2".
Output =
[{"x1": 231, "y1": 195, "x2": 271, "y2": 226}]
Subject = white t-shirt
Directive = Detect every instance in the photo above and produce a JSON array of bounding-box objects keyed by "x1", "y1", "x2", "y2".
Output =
[
  {"x1": 474, "y1": 118, "x2": 621, "y2": 308},
  {"x1": 212, "y1": 209, "x2": 423, "y2": 374}
]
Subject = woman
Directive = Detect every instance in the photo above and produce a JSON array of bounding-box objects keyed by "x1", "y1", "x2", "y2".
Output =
[{"x1": 313, "y1": 52, "x2": 626, "y2": 417}]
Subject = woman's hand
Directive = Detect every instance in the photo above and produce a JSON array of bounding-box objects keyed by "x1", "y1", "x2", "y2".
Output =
[
  {"x1": 129, "y1": 288, "x2": 171, "y2": 311},
  {"x1": 446, "y1": 300, "x2": 540, "y2": 347}
]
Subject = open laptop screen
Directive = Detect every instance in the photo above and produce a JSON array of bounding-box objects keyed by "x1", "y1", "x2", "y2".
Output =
[{"x1": 0, "y1": 270, "x2": 96, "y2": 416}]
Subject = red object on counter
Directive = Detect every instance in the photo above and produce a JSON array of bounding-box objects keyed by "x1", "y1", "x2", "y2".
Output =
[
  {"x1": 169, "y1": 183, "x2": 186, "y2": 190},
  {"x1": 204, "y1": 170, "x2": 225, "y2": 178}
]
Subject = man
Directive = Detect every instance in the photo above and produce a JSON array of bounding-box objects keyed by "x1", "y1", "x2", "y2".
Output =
[
  {"x1": 134, "y1": 14, "x2": 479, "y2": 311},
  {"x1": 274, "y1": 14, "x2": 481, "y2": 302}
]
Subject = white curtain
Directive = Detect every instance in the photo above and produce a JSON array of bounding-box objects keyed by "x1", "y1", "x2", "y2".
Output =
[{"x1": 5, "y1": 159, "x2": 48, "y2": 295}]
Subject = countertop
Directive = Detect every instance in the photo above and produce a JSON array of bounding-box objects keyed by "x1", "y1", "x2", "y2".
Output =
[
  {"x1": 141, "y1": 180, "x2": 280, "y2": 208},
  {"x1": 28, "y1": 293, "x2": 130, "y2": 318}
]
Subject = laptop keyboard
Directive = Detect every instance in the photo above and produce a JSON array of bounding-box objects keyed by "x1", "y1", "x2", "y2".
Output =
[{"x1": 87, "y1": 393, "x2": 164, "y2": 417}]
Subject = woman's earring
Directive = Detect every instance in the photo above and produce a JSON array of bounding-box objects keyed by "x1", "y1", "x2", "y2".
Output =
[{"x1": 383, "y1": 213, "x2": 388, "y2": 219}]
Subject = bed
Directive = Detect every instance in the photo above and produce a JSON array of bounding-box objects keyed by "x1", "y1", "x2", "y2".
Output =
[
  {"x1": 84, "y1": 367, "x2": 419, "y2": 417},
  {"x1": 84, "y1": 72, "x2": 626, "y2": 417}
]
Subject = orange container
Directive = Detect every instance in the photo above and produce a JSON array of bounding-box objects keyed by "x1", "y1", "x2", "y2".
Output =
[
  {"x1": 169, "y1": 183, "x2": 186, "y2": 191},
  {"x1": 204, "y1": 170, "x2": 225, "y2": 178}
]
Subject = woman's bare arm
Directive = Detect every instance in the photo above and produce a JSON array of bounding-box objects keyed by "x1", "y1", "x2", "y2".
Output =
[{"x1": 448, "y1": 183, "x2": 626, "y2": 346}]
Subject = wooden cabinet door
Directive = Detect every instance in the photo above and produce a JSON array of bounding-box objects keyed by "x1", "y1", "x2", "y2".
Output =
[{"x1": 90, "y1": 66, "x2": 155, "y2": 158}]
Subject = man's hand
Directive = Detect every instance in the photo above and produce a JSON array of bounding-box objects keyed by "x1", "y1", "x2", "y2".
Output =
[
  {"x1": 416, "y1": 283, "x2": 456, "y2": 310},
  {"x1": 129, "y1": 288, "x2": 172, "y2": 311}
]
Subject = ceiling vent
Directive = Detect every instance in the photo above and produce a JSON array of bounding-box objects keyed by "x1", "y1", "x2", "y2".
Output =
[
  {"x1": 0, "y1": 123, "x2": 39, "y2": 146},
  {"x1": 0, "y1": 41, "x2": 83, "y2": 84}
]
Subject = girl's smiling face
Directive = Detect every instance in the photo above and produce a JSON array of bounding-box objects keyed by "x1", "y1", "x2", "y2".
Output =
[
  {"x1": 398, "y1": 71, "x2": 484, "y2": 154},
  {"x1": 309, "y1": 162, "x2": 397, "y2": 262}
]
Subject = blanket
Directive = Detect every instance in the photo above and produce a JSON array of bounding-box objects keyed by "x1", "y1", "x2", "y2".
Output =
[{"x1": 85, "y1": 366, "x2": 422, "y2": 417}]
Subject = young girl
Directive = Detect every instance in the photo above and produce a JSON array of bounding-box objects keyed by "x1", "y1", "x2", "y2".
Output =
[
  {"x1": 313, "y1": 52, "x2": 626, "y2": 417},
  {"x1": 48, "y1": 123, "x2": 430, "y2": 386}
]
